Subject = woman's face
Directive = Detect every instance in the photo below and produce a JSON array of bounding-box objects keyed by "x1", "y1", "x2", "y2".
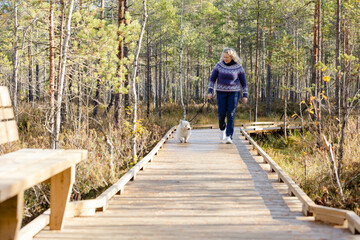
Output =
[{"x1": 223, "y1": 52, "x2": 232, "y2": 63}]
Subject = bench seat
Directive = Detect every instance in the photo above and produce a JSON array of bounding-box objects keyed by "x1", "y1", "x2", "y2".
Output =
[{"x1": 0, "y1": 149, "x2": 87, "y2": 202}]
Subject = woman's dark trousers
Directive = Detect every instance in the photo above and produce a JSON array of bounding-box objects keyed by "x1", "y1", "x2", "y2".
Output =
[{"x1": 216, "y1": 91, "x2": 240, "y2": 138}]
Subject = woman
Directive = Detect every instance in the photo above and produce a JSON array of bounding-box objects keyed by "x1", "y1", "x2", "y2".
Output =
[{"x1": 207, "y1": 47, "x2": 248, "y2": 144}]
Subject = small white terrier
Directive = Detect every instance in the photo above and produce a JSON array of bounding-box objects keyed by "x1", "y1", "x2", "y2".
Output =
[{"x1": 176, "y1": 120, "x2": 191, "y2": 143}]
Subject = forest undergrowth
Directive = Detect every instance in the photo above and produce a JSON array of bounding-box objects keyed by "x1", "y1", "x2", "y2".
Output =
[{"x1": 253, "y1": 117, "x2": 360, "y2": 216}]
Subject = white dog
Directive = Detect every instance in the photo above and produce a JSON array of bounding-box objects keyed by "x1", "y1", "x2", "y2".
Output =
[{"x1": 176, "y1": 120, "x2": 191, "y2": 143}]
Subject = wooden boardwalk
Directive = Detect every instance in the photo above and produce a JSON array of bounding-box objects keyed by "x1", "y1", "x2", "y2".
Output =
[{"x1": 34, "y1": 129, "x2": 357, "y2": 239}]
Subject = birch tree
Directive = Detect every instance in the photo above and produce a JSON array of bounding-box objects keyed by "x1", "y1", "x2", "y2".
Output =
[
  {"x1": 179, "y1": 0, "x2": 186, "y2": 120},
  {"x1": 12, "y1": 0, "x2": 19, "y2": 117},
  {"x1": 53, "y1": 0, "x2": 75, "y2": 148},
  {"x1": 49, "y1": 0, "x2": 56, "y2": 148},
  {"x1": 132, "y1": 0, "x2": 148, "y2": 160}
]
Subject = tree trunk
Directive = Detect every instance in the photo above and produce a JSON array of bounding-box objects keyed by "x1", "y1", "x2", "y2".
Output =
[
  {"x1": 53, "y1": 0, "x2": 75, "y2": 149},
  {"x1": 335, "y1": 0, "x2": 341, "y2": 120},
  {"x1": 114, "y1": 0, "x2": 126, "y2": 126},
  {"x1": 159, "y1": 28, "x2": 162, "y2": 117},
  {"x1": 249, "y1": 43, "x2": 253, "y2": 88},
  {"x1": 35, "y1": 28, "x2": 40, "y2": 100},
  {"x1": 146, "y1": 32, "x2": 151, "y2": 118},
  {"x1": 185, "y1": 53, "x2": 189, "y2": 106},
  {"x1": 338, "y1": 11, "x2": 351, "y2": 176},
  {"x1": 266, "y1": 14, "x2": 273, "y2": 116},
  {"x1": 290, "y1": 68, "x2": 294, "y2": 103},
  {"x1": 123, "y1": 0, "x2": 130, "y2": 114},
  {"x1": 12, "y1": 0, "x2": 19, "y2": 117},
  {"x1": 100, "y1": 0, "x2": 105, "y2": 20},
  {"x1": 93, "y1": 0, "x2": 106, "y2": 117},
  {"x1": 28, "y1": 33, "x2": 34, "y2": 102},
  {"x1": 254, "y1": 0, "x2": 260, "y2": 122},
  {"x1": 49, "y1": 0, "x2": 56, "y2": 148},
  {"x1": 179, "y1": 0, "x2": 186, "y2": 120},
  {"x1": 155, "y1": 44, "x2": 159, "y2": 111},
  {"x1": 57, "y1": 0, "x2": 67, "y2": 91},
  {"x1": 131, "y1": 0, "x2": 148, "y2": 160},
  {"x1": 316, "y1": 0, "x2": 322, "y2": 147},
  {"x1": 237, "y1": 9, "x2": 242, "y2": 56},
  {"x1": 261, "y1": 26, "x2": 266, "y2": 102},
  {"x1": 196, "y1": 64, "x2": 200, "y2": 100},
  {"x1": 77, "y1": 70, "x2": 82, "y2": 132},
  {"x1": 311, "y1": 0, "x2": 322, "y2": 148},
  {"x1": 163, "y1": 44, "x2": 168, "y2": 102},
  {"x1": 311, "y1": 0, "x2": 319, "y2": 98},
  {"x1": 284, "y1": 67, "x2": 288, "y2": 140},
  {"x1": 36, "y1": 62, "x2": 40, "y2": 100},
  {"x1": 295, "y1": 26, "x2": 299, "y2": 102}
]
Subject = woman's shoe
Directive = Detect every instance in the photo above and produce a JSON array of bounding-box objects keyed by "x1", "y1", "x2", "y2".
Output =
[
  {"x1": 225, "y1": 136, "x2": 233, "y2": 144},
  {"x1": 220, "y1": 130, "x2": 226, "y2": 140}
]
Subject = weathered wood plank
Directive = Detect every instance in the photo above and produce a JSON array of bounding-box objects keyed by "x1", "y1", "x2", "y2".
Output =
[
  {"x1": 347, "y1": 211, "x2": 360, "y2": 234},
  {"x1": 0, "y1": 120, "x2": 19, "y2": 145},
  {"x1": 0, "y1": 150, "x2": 86, "y2": 202},
  {"x1": 18, "y1": 209, "x2": 50, "y2": 240},
  {"x1": 0, "y1": 108, "x2": 15, "y2": 121},
  {"x1": 0, "y1": 149, "x2": 64, "y2": 174},
  {"x1": 0, "y1": 86, "x2": 12, "y2": 107}
]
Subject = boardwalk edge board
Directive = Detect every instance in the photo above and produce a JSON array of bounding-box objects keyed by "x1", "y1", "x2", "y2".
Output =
[
  {"x1": 18, "y1": 126, "x2": 177, "y2": 240},
  {"x1": 241, "y1": 126, "x2": 360, "y2": 235}
]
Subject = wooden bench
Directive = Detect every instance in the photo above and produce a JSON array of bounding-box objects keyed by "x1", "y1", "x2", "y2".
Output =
[{"x1": 0, "y1": 86, "x2": 87, "y2": 240}]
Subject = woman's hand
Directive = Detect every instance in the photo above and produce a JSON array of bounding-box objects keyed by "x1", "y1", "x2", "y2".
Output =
[
  {"x1": 208, "y1": 93, "x2": 213, "y2": 100},
  {"x1": 242, "y1": 97, "x2": 248, "y2": 104}
]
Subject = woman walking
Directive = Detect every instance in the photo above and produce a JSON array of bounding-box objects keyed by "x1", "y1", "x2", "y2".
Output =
[{"x1": 207, "y1": 47, "x2": 248, "y2": 144}]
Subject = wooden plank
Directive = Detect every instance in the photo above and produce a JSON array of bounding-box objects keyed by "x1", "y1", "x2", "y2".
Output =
[
  {"x1": 312, "y1": 205, "x2": 347, "y2": 223},
  {"x1": 50, "y1": 166, "x2": 75, "y2": 230},
  {"x1": 0, "y1": 87, "x2": 12, "y2": 107},
  {"x1": 315, "y1": 213, "x2": 345, "y2": 226},
  {"x1": 66, "y1": 200, "x2": 97, "y2": 217},
  {"x1": 0, "y1": 192, "x2": 23, "y2": 240},
  {"x1": 0, "y1": 120, "x2": 19, "y2": 145},
  {"x1": 0, "y1": 149, "x2": 86, "y2": 175},
  {"x1": 0, "y1": 149, "x2": 64, "y2": 174},
  {"x1": 347, "y1": 211, "x2": 360, "y2": 234},
  {"x1": 0, "y1": 108, "x2": 15, "y2": 121},
  {"x1": 18, "y1": 209, "x2": 50, "y2": 240},
  {"x1": 243, "y1": 126, "x2": 302, "y2": 134},
  {"x1": 192, "y1": 124, "x2": 216, "y2": 129},
  {"x1": 241, "y1": 122, "x2": 278, "y2": 127},
  {"x1": 0, "y1": 150, "x2": 86, "y2": 202}
]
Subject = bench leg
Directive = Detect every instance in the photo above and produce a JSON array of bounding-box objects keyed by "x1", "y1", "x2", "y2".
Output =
[
  {"x1": 50, "y1": 166, "x2": 75, "y2": 230},
  {"x1": 0, "y1": 192, "x2": 24, "y2": 240}
]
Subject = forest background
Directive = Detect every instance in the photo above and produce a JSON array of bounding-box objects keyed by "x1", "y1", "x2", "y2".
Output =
[{"x1": 0, "y1": 0, "x2": 359, "y2": 223}]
